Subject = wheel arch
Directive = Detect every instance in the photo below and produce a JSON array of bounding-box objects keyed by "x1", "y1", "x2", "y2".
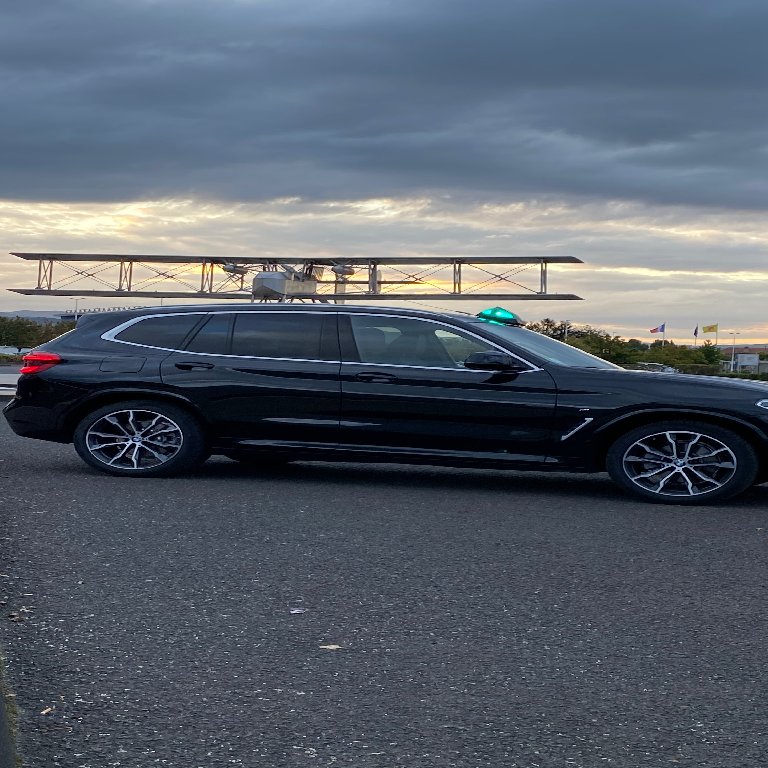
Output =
[
  {"x1": 63, "y1": 389, "x2": 211, "y2": 441},
  {"x1": 590, "y1": 409, "x2": 768, "y2": 473}
]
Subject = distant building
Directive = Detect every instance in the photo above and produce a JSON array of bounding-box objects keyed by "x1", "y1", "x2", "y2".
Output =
[
  {"x1": 714, "y1": 344, "x2": 768, "y2": 374},
  {"x1": 714, "y1": 344, "x2": 768, "y2": 355}
]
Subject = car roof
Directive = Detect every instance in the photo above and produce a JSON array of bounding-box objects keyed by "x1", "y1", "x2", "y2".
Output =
[{"x1": 77, "y1": 303, "x2": 478, "y2": 325}]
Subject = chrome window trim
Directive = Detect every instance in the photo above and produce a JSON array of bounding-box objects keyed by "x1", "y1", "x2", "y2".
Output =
[
  {"x1": 163, "y1": 350, "x2": 340, "y2": 364},
  {"x1": 102, "y1": 312, "x2": 208, "y2": 351},
  {"x1": 101, "y1": 310, "x2": 337, "y2": 363},
  {"x1": 341, "y1": 361, "x2": 516, "y2": 373},
  {"x1": 100, "y1": 308, "x2": 542, "y2": 371},
  {"x1": 342, "y1": 311, "x2": 542, "y2": 373}
]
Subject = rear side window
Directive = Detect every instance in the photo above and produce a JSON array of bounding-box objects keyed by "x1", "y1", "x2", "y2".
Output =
[
  {"x1": 113, "y1": 314, "x2": 202, "y2": 349},
  {"x1": 185, "y1": 313, "x2": 233, "y2": 355},
  {"x1": 231, "y1": 313, "x2": 325, "y2": 359}
]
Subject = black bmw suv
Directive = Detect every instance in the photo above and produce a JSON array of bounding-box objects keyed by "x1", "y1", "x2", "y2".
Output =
[{"x1": 4, "y1": 303, "x2": 768, "y2": 504}]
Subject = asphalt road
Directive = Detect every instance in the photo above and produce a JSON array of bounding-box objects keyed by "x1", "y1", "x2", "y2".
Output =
[{"x1": 1, "y1": 417, "x2": 767, "y2": 768}]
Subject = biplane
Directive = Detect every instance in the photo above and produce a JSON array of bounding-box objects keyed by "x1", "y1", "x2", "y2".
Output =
[{"x1": 9, "y1": 252, "x2": 583, "y2": 304}]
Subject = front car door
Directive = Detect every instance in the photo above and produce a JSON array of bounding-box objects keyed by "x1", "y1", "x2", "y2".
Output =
[{"x1": 338, "y1": 312, "x2": 558, "y2": 465}]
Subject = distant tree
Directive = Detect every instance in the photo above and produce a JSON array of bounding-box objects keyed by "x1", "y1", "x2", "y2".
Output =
[
  {"x1": 0, "y1": 317, "x2": 42, "y2": 352},
  {"x1": 698, "y1": 340, "x2": 724, "y2": 366},
  {"x1": 37, "y1": 319, "x2": 75, "y2": 342},
  {"x1": 525, "y1": 318, "x2": 572, "y2": 341},
  {"x1": 523, "y1": 319, "x2": 735, "y2": 372},
  {"x1": 568, "y1": 330, "x2": 640, "y2": 365},
  {"x1": 526, "y1": 318, "x2": 645, "y2": 364},
  {"x1": 0, "y1": 317, "x2": 74, "y2": 353},
  {"x1": 639, "y1": 339, "x2": 728, "y2": 368},
  {"x1": 642, "y1": 340, "x2": 686, "y2": 366}
]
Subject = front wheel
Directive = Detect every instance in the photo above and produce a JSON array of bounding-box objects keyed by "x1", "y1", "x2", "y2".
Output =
[
  {"x1": 606, "y1": 421, "x2": 758, "y2": 505},
  {"x1": 73, "y1": 400, "x2": 208, "y2": 477}
]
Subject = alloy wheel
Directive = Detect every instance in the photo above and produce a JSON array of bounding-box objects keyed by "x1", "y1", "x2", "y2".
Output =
[
  {"x1": 622, "y1": 429, "x2": 737, "y2": 497},
  {"x1": 85, "y1": 409, "x2": 185, "y2": 470}
]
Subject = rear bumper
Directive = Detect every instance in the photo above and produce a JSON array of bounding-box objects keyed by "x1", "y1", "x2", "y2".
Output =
[
  {"x1": 3, "y1": 398, "x2": 71, "y2": 442},
  {"x1": 2, "y1": 375, "x2": 88, "y2": 443}
]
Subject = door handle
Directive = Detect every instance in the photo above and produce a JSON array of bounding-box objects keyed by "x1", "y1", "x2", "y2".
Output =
[
  {"x1": 174, "y1": 361, "x2": 215, "y2": 370},
  {"x1": 354, "y1": 372, "x2": 397, "y2": 383}
]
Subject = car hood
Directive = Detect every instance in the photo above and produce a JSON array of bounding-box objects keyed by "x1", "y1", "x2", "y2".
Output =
[
  {"x1": 551, "y1": 368, "x2": 768, "y2": 404},
  {"x1": 634, "y1": 369, "x2": 766, "y2": 390}
]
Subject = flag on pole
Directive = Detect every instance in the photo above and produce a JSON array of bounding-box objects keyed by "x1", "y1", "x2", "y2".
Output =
[
  {"x1": 702, "y1": 323, "x2": 718, "y2": 334},
  {"x1": 693, "y1": 325, "x2": 699, "y2": 338},
  {"x1": 649, "y1": 323, "x2": 666, "y2": 334}
]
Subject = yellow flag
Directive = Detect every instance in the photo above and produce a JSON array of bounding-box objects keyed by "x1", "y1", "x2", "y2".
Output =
[{"x1": 702, "y1": 323, "x2": 718, "y2": 333}]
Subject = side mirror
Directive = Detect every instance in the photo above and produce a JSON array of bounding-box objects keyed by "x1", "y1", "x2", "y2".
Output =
[{"x1": 463, "y1": 351, "x2": 527, "y2": 372}]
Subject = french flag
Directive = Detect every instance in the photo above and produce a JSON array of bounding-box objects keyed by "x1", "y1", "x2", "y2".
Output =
[{"x1": 649, "y1": 323, "x2": 666, "y2": 334}]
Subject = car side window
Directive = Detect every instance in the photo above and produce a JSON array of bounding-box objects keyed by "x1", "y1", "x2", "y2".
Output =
[
  {"x1": 433, "y1": 328, "x2": 497, "y2": 366},
  {"x1": 231, "y1": 312, "x2": 325, "y2": 360},
  {"x1": 184, "y1": 313, "x2": 233, "y2": 355},
  {"x1": 348, "y1": 315, "x2": 495, "y2": 368},
  {"x1": 113, "y1": 314, "x2": 203, "y2": 349}
]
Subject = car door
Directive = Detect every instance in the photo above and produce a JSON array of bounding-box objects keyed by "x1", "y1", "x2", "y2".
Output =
[
  {"x1": 160, "y1": 310, "x2": 341, "y2": 446},
  {"x1": 338, "y1": 313, "x2": 558, "y2": 463}
]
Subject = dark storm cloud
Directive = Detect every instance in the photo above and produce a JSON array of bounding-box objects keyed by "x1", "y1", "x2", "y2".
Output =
[{"x1": 1, "y1": 0, "x2": 767, "y2": 206}]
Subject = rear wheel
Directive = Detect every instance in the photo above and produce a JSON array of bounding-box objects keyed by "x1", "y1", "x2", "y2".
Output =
[
  {"x1": 606, "y1": 421, "x2": 758, "y2": 505},
  {"x1": 73, "y1": 401, "x2": 208, "y2": 477}
]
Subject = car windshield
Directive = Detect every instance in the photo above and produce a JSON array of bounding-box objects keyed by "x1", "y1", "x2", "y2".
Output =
[{"x1": 468, "y1": 321, "x2": 621, "y2": 369}]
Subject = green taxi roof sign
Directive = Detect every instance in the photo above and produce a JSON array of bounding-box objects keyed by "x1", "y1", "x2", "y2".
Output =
[{"x1": 476, "y1": 307, "x2": 523, "y2": 326}]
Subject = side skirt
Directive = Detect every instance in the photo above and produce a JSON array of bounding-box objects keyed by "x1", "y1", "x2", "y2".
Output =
[{"x1": 222, "y1": 440, "x2": 589, "y2": 471}]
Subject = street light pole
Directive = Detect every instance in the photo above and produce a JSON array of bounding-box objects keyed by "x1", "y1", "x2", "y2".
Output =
[{"x1": 729, "y1": 332, "x2": 740, "y2": 372}]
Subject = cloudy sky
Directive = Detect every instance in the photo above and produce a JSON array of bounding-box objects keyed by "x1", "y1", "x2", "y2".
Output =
[{"x1": 1, "y1": 0, "x2": 767, "y2": 342}]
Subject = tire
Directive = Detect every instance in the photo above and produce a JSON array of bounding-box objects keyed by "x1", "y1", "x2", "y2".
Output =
[
  {"x1": 73, "y1": 400, "x2": 208, "y2": 477},
  {"x1": 606, "y1": 420, "x2": 758, "y2": 505}
]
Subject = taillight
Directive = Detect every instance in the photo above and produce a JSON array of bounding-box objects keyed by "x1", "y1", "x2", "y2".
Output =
[{"x1": 20, "y1": 352, "x2": 63, "y2": 375}]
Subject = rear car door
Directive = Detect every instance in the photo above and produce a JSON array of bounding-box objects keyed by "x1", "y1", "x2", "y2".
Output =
[
  {"x1": 158, "y1": 310, "x2": 341, "y2": 447},
  {"x1": 338, "y1": 313, "x2": 558, "y2": 463}
]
